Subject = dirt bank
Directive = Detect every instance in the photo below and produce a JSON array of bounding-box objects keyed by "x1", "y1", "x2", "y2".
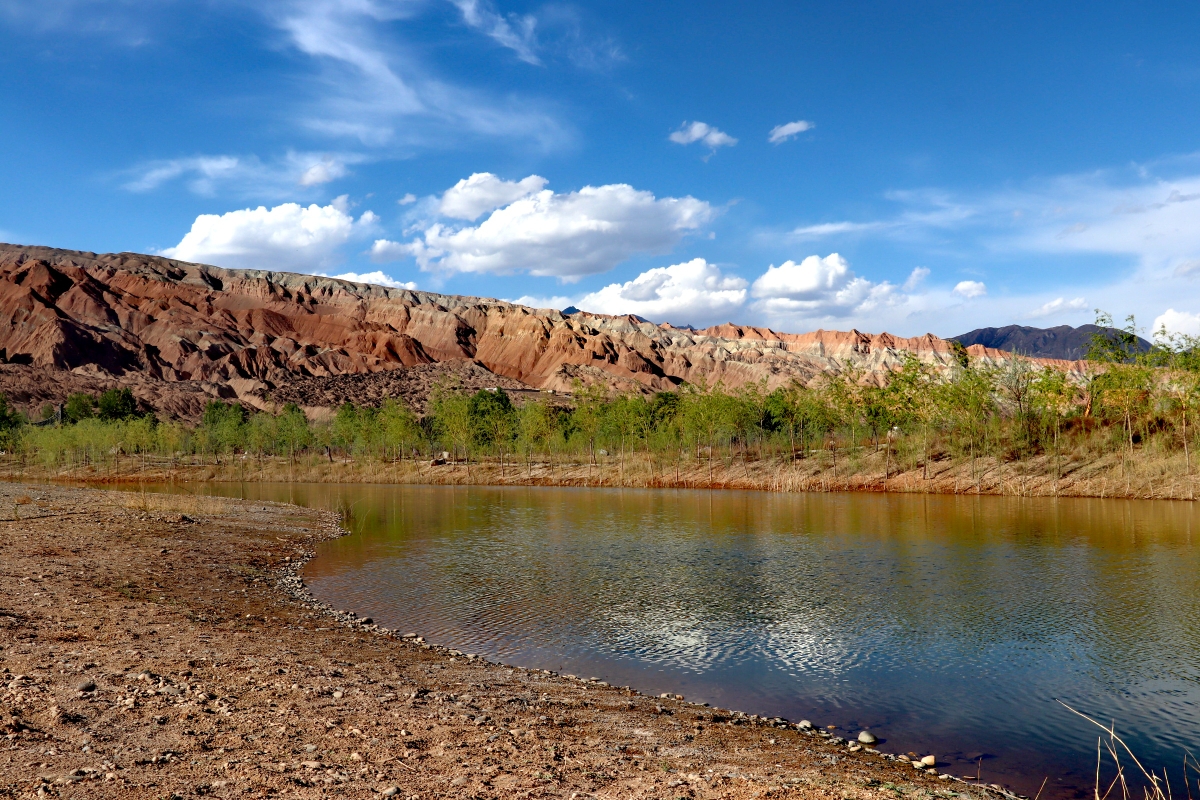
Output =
[{"x1": 0, "y1": 482, "x2": 1026, "y2": 799}]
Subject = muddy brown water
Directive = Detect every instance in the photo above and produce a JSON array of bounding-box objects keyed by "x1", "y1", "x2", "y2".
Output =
[{"x1": 147, "y1": 483, "x2": 1200, "y2": 798}]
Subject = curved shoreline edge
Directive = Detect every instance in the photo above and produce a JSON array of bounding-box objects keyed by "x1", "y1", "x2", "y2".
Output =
[
  {"x1": 282, "y1": 495, "x2": 1032, "y2": 800},
  {"x1": 0, "y1": 480, "x2": 1038, "y2": 799}
]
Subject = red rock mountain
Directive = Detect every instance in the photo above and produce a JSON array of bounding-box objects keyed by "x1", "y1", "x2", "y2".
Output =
[{"x1": 0, "y1": 243, "x2": 1040, "y2": 418}]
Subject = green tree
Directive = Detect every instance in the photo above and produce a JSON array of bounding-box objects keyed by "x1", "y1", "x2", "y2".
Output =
[
  {"x1": 98, "y1": 388, "x2": 137, "y2": 421},
  {"x1": 201, "y1": 401, "x2": 248, "y2": 456},
  {"x1": 430, "y1": 388, "x2": 473, "y2": 467},
  {"x1": 65, "y1": 393, "x2": 96, "y2": 423},
  {"x1": 468, "y1": 389, "x2": 517, "y2": 471},
  {"x1": 379, "y1": 398, "x2": 423, "y2": 461},
  {"x1": 275, "y1": 403, "x2": 313, "y2": 462}
]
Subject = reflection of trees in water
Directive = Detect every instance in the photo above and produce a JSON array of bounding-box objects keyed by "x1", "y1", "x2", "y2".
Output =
[{"x1": 213, "y1": 482, "x2": 1200, "y2": 695}]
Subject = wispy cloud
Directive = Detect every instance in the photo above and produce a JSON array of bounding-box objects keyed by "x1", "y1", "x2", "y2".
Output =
[
  {"x1": 450, "y1": 0, "x2": 539, "y2": 65},
  {"x1": 120, "y1": 151, "x2": 363, "y2": 197},
  {"x1": 270, "y1": 0, "x2": 568, "y2": 150},
  {"x1": 768, "y1": 120, "x2": 814, "y2": 144},
  {"x1": 788, "y1": 160, "x2": 1200, "y2": 277}
]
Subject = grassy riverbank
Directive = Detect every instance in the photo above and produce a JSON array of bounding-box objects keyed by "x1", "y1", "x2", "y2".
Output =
[
  {"x1": 11, "y1": 317, "x2": 1200, "y2": 500},
  {"x1": 0, "y1": 481, "x2": 1016, "y2": 799},
  {"x1": 3, "y1": 440, "x2": 1196, "y2": 500}
]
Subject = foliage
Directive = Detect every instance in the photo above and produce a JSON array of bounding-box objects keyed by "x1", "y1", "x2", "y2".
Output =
[
  {"x1": 11, "y1": 309, "x2": 1200, "y2": 477},
  {"x1": 98, "y1": 388, "x2": 138, "y2": 421}
]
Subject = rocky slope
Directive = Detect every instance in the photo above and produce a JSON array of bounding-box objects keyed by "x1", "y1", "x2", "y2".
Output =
[{"x1": 0, "y1": 243, "x2": 1061, "y2": 419}]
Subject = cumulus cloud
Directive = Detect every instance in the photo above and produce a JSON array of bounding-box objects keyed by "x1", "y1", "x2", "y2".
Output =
[
  {"x1": 161, "y1": 198, "x2": 378, "y2": 271},
  {"x1": 750, "y1": 253, "x2": 898, "y2": 319},
  {"x1": 321, "y1": 270, "x2": 417, "y2": 290},
  {"x1": 953, "y1": 280, "x2": 987, "y2": 298},
  {"x1": 372, "y1": 177, "x2": 715, "y2": 280},
  {"x1": 398, "y1": 193, "x2": 417, "y2": 205},
  {"x1": 1027, "y1": 296, "x2": 1088, "y2": 319},
  {"x1": 1153, "y1": 308, "x2": 1200, "y2": 337},
  {"x1": 438, "y1": 173, "x2": 547, "y2": 220},
  {"x1": 768, "y1": 120, "x2": 814, "y2": 144},
  {"x1": 669, "y1": 121, "x2": 737, "y2": 149},
  {"x1": 576, "y1": 259, "x2": 747, "y2": 324}
]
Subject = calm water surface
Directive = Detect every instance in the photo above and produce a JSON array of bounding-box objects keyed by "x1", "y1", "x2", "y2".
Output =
[{"x1": 181, "y1": 483, "x2": 1200, "y2": 797}]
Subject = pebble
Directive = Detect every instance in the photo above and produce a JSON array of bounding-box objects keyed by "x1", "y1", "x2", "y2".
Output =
[
  {"x1": 857, "y1": 731, "x2": 877, "y2": 744},
  {"x1": 450, "y1": 776, "x2": 468, "y2": 787},
  {"x1": 76, "y1": 680, "x2": 95, "y2": 693},
  {"x1": 797, "y1": 720, "x2": 813, "y2": 730},
  {"x1": 921, "y1": 755, "x2": 937, "y2": 767},
  {"x1": 381, "y1": 789, "x2": 399, "y2": 798},
  {"x1": 332, "y1": 691, "x2": 344, "y2": 699}
]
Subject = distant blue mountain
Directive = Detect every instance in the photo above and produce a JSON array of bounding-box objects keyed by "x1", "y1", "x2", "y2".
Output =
[{"x1": 952, "y1": 324, "x2": 1151, "y2": 360}]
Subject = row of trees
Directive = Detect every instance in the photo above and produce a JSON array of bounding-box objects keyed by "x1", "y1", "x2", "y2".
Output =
[{"x1": 12, "y1": 314, "x2": 1200, "y2": 477}]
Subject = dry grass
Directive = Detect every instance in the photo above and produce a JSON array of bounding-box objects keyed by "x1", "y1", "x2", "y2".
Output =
[
  {"x1": 1059, "y1": 702, "x2": 1200, "y2": 800},
  {"x1": 111, "y1": 487, "x2": 233, "y2": 516},
  {"x1": 4, "y1": 443, "x2": 1199, "y2": 500}
]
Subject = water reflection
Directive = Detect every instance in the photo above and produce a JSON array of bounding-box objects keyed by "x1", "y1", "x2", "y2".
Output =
[{"x1": 179, "y1": 483, "x2": 1200, "y2": 798}]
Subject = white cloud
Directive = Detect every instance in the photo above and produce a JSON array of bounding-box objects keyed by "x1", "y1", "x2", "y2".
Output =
[
  {"x1": 123, "y1": 156, "x2": 241, "y2": 194},
  {"x1": 398, "y1": 193, "x2": 417, "y2": 205},
  {"x1": 750, "y1": 253, "x2": 899, "y2": 320},
  {"x1": 508, "y1": 294, "x2": 577, "y2": 310},
  {"x1": 1026, "y1": 297, "x2": 1088, "y2": 319},
  {"x1": 903, "y1": 266, "x2": 930, "y2": 291},
  {"x1": 438, "y1": 172, "x2": 547, "y2": 220},
  {"x1": 576, "y1": 259, "x2": 747, "y2": 325},
  {"x1": 450, "y1": 0, "x2": 539, "y2": 64},
  {"x1": 369, "y1": 239, "x2": 417, "y2": 261},
  {"x1": 161, "y1": 199, "x2": 378, "y2": 271},
  {"x1": 790, "y1": 193, "x2": 976, "y2": 242},
  {"x1": 1174, "y1": 259, "x2": 1200, "y2": 277},
  {"x1": 953, "y1": 280, "x2": 987, "y2": 298},
  {"x1": 272, "y1": 0, "x2": 566, "y2": 149},
  {"x1": 122, "y1": 151, "x2": 360, "y2": 197},
  {"x1": 768, "y1": 120, "x2": 814, "y2": 144},
  {"x1": 298, "y1": 159, "x2": 348, "y2": 186},
  {"x1": 372, "y1": 178, "x2": 715, "y2": 280},
  {"x1": 669, "y1": 121, "x2": 737, "y2": 149},
  {"x1": 1153, "y1": 308, "x2": 1200, "y2": 337},
  {"x1": 320, "y1": 270, "x2": 417, "y2": 290}
]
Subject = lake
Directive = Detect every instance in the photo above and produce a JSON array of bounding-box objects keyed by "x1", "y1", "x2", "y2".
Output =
[{"x1": 174, "y1": 483, "x2": 1200, "y2": 798}]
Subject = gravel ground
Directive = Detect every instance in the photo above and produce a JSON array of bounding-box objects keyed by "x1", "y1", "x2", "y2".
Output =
[{"x1": 0, "y1": 482, "x2": 1012, "y2": 800}]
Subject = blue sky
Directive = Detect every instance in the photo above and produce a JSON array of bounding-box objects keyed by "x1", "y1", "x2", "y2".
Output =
[{"x1": 4, "y1": 1, "x2": 1200, "y2": 338}]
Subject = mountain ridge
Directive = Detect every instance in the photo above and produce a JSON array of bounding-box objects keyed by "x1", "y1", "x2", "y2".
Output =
[
  {"x1": 952, "y1": 324, "x2": 1151, "y2": 361},
  {"x1": 0, "y1": 243, "x2": 1069, "y2": 419}
]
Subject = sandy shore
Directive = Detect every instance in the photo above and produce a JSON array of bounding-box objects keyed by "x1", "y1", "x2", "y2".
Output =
[{"x1": 0, "y1": 482, "x2": 1022, "y2": 799}]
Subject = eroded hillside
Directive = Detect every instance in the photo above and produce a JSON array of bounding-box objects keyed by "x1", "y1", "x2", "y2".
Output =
[{"x1": 0, "y1": 243, "x2": 1053, "y2": 419}]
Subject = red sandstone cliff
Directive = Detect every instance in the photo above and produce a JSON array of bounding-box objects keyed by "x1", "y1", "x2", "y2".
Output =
[{"x1": 0, "y1": 243, "x2": 1070, "y2": 418}]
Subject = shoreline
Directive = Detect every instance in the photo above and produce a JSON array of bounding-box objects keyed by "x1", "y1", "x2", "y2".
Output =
[
  {"x1": 4, "y1": 444, "x2": 1198, "y2": 501},
  {"x1": 0, "y1": 481, "x2": 1039, "y2": 799}
]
